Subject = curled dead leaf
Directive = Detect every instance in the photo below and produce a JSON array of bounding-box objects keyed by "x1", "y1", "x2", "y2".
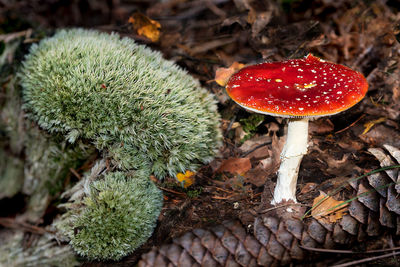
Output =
[
  {"x1": 129, "y1": 12, "x2": 161, "y2": 42},
  {"x1": 311, "y1": 191, "x2": 349, "y2": 224},
  {"x1": 215, "y1": 62, "x2": 245, "y2": 86}
]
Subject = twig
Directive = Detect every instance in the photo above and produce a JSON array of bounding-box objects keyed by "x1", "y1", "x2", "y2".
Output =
[
  {"x1": 224, "y1": 114, "x2": 237, "y2": 137},
  {"x1": 330, "y1": 251, "x2": 400, "y2": 267},
  {"x1": 69, "y1": 168, "x2": 82, "y2": 179},
  {"x1": 334, "y1": 114, "x2": 365, "y2": 134},
  {"x1": 158, "y1": 186, "x2": 186, "y2": 196},
  {"x1": 212, "y1": 186, "x2": 235, "y2": 194},
  {"x1": 300, "y1": 246, "x2": 400, "y2": 254},
  {"x1": 0, "y1": 218, "x2": 52, "y2": 235},
  {"x1": 211, "y1": 194, "x2": 236, "y2": 200},
  {"x1": 259, "y1": 203, "x2": 306, "y2": 214},
  {"x1": 0, "y1": 29, "x2": 32, "y2": 42},
  {"x1": 241, "y1": 141, "x2": 272, "y2": 157}
]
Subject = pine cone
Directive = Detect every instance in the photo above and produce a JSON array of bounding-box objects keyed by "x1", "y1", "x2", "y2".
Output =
[{"x1": 139, "y1": 145, "x2": 400, "y2": 266}]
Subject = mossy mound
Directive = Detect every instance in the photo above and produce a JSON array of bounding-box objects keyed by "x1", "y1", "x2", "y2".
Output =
[
  {"x1": 60, "y1": 170, "x2": 163, "y2": 261},
  {"x1": 19, "y1": 29, "x2": 221, "y2": 178}
]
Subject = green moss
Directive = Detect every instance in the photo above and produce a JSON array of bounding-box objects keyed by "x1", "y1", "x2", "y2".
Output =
[
  {"x1": 239, "y1": 114, "x2": 265, "y2": 142},
  {"x1": 59, "y1": 170, "x2": 163, "y2": 260},
  {"x1": 19, "y1": 29, "x2": 222, "y2": 178},
  {"x1": 186, "y1": 188, "x2": 203, "y2": 198}
]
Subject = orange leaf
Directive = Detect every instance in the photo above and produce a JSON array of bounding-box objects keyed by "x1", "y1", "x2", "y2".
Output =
[
  {"x1": 215, "y1": 62, "x2": 245, "y2": 86},
  {"x1": 176, "y1": 170, "x2": 195, "y2": 188},
  {"x1": 311, "y1": 191, "x2": 349, "y2": 224},
  {"x1": 217, "y1": 157, "x2": 251, "y2": 175},
  {"x1": 128, "y1": 12, "x2": 161, "y2": 42}
]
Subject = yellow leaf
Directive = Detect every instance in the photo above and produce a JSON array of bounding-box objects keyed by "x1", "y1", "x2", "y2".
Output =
[
  {"x1": 311, "y1": 191, "x2": 348, "y2": 224},
  {"x1": 128, "y1": 12, "x2": 161, "y2": 42},
  {"x1": 361, "y1": 117, "x2": 386, "y2": 135},
  {"x1": 215, "y1": 62, "x2": 245, "y2": 86},
  {"x1": 176, "y1": 170, "x2": 195, "y2": 188}
]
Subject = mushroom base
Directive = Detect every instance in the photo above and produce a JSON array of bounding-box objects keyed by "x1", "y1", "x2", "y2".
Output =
[{"x1": 271, "y1": 118, "x2": 309, "y2": 205}]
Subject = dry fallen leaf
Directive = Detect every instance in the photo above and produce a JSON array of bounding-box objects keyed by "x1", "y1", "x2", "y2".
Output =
[
  {"x1": 311, "y1": 191, "x2": 349, "y2": 224},
  {"x1": 243, "y1": 164, "x2": 268, "y2": 187},
  {"x1": 239, "y1": 134, "x2": 272, "y2": 154},
  {"x1": 217, "y1": 157, "x2": 251, "y2": 175},
  {"x1": 128, "y1": 12, "x2": 161, "y2": 42},
  {"x1": 215, "y1": 62, "x2": 245, "y2": 86},
  {"x1": 359, "y1": 124, "x2": 400, "y2": 147},
  {"x1": 176, "y1": 170, "x2": 195, "y2": 188},
  {"x1": 309, "y1": 119, "x2": 334, "y2": 135}
]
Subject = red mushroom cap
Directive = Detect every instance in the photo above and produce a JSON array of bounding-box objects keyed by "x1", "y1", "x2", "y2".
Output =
[{"x1": 226, "y1": 54, "x2": 368, "y2": 118}]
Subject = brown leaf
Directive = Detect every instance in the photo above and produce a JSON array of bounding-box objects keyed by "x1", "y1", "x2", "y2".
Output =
[
  {"x1": 215, "y1": 62, "x2": 245, "y2": 86},
  {"x1": 359, "y1": 124, "x2": 400, "y2": 147},
  {"x1": 244, "y1": 134, "x2": 283, "y2": 187},
  {"x1": 217, "y1": 157, "x2": 251, "y2": 175},
  {"x1": 243, "y1": 164, "x2": 268, "y2": 187},
  {"x1": 239, "y1": 135, "x2": 272, "y2": 159},
  {"x1": 128, "y1": 12, "x2": 161, "y2": 42},
  {"x1": 324, "y1": 154, "x2": 353, "y2": 177},
  {"x1": 311, "y1": 191, "x2": 349, "y2": 224},
  {"x1": 309, "y1": 119, "x2": 334, "y2": 135}
]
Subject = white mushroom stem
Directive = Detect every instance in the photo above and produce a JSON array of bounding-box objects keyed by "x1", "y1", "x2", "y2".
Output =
[{"x1": 271, "y1": 118, "x2": 309, "y2": 205}]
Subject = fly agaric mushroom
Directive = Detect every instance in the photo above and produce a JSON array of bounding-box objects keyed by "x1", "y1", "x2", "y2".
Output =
[{"x1": 226, "y1": 54, "x2": 368, "y2": 204}]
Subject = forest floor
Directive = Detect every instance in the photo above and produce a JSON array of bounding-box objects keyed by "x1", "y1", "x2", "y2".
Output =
[{"x1": 1, "y1": 0, "x2": 400, "y2": 266}]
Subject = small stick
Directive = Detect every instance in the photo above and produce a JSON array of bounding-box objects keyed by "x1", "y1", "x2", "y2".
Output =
[
  {"x1": 259, "y1": 203, "x2": 306, "y2": 214},
  {"x1": 158, "y1": 187, "x2": 186, "y2": 196},
  {"x1": 212, "y1": 194, "x2": 236, "y2": 200},
  {"x1": 334, "y1": 114, "x2": 365, "y2": 134},
  {"x1": 69, "y1": 167, "x2": 82, "y2": 179},
  {"x1": 0, "y1": 218, "x2": 52, "y2": 235},
  {"x1": 241, "y1": 141, "x2": 272, "y2": 157},
  {"x1": 300, "y1": 246, "x2": 400, "y2": 254},
  {"x1": 331, "y1": 251, "x2": 400, "y2": 267}
]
